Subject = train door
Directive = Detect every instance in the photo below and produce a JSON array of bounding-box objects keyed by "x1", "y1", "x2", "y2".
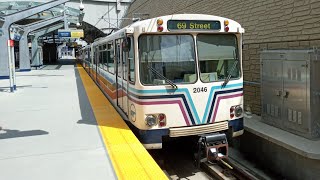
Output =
[
  {"x1": 116, "y1": 39, "x2": 123, "y2": 109},
  {"x1": 121, "y1": 38, "x2": 130, "y2": 115}
]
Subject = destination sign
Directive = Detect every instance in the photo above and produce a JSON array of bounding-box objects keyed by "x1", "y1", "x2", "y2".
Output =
[{"x1": 167, "y1": 20, "x2": 221, "y2": 31}]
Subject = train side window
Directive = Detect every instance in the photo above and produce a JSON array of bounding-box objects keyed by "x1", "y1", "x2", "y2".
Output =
[
  {"x1": 99, "y1": 46, "x2": 103, "y2": 68},
  {"x1": 116, "y1": 39, "x2": 121, "y2": 78},
  {"x1": 103, "y1": 50, "x2": 108, "y2": 71},
  {"x1": 128, "y1": 37, "x2": 135, "y2": 83},
  {"x1": 122, "y1": 47, "x2": 127, "y2": 80},
  {"x1": 101, "y1": 44, "x2": 107, "y2": 69},
  {"x1": 107, "y1": 41, "x2": 115, "y2": 74},
  {"x1": 94, "y1": 47, "x2": 98, "y2": 64}
]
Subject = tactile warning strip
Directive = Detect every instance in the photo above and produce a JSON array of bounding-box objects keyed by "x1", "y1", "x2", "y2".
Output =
[{"x1": 77, "y1": 64, "x2": 168, "y2": 180}]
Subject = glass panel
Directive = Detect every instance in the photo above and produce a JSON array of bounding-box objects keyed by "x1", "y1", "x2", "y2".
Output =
[
  {"x1": 197, "y1": 34, "x2": 240, "y2": 82},
  {"x1": 129, "y1": 37, "x2": 135, "y2": 82},
  {"x1": 85, "y1": 50, "x2": 89, "y2": 62},
  {"x1": 99, "y1": 50, "x2": 103, "y2": 68},
  {"x1": 122, "y1": 50, "x2": 127, "y2": 80},
  {"x1": 102, "y1": 50, "x2": 107, "y2": 71},
  {"x1": 139, "y1": 35, "x2": 196, "y2": 85},
  {"x1": 94, "y1": 47, "x2": 98, "y2": 64},
  {"x1": 107, "y1": 42, "x2": 115, "y2": 74},
  {"x1": 116, "y1": 41, "x2": 121, "y2": 78}
]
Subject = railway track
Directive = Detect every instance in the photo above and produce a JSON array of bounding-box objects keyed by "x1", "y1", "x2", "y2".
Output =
[
  {"x1": 201, "y1": 157, "x2": 259, "y2": 180},
  {"x1": 149, "y1": 137, "x2": 267, "y2": 180}
]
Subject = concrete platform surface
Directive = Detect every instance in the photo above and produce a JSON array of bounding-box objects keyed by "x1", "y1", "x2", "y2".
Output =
[
  {"x1": 244, "y1": 114, "x2": 320, "y2": 160},
  {"x1": 0, "y1": 63, "x2": 116, "y2": 180}
]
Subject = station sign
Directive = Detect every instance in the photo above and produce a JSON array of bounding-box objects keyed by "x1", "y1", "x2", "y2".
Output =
[
  {"x1": 58, "y1": 29, "x2": 84, "y2": 38},
  {"x1": 167, "y1": 20, "x2": 221, "y2": 31},
  {"x1": 9, "y1": 27, "x2": 23, "y2": 41}
]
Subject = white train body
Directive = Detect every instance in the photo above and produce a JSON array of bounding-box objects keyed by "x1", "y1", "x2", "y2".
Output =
[{"x1": 79, "y1": 14, "x2": 245, "y2": 149}]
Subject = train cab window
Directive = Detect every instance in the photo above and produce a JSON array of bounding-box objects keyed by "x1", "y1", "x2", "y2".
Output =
[
  {"x1": 128, "y1": 37, "x2": 135, "y2": 83},
  {"x1": 197, "y1": 34, "x2": 240, "y2": 83},
  {"x1": 139, "y1": 35, "x2": 196, "y2": 85}
]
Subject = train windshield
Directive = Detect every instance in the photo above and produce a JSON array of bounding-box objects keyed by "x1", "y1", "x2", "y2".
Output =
[
  {"x1": 139, "y1": 34, "x2": 196, "y2": 85},
  {"x1": 197, "y1": 34, "x2": 240, "y2": 82}
]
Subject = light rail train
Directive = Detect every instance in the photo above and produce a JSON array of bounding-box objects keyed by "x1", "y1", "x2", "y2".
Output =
[{"x1": 79, "y1": 14, "x2": 245, "y2": 149}]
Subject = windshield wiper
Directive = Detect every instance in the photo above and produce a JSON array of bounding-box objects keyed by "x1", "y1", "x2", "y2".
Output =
[
  {"x1": 147, "y1": 65, "x2": 178, "y2": 89},
  {"x1": 222, "y1": 60, "x2": 238, "y2": 88}
]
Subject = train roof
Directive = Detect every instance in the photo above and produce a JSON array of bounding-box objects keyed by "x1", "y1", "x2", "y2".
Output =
[{"x1": 93, "y1": 14, "x2": 244, "y2": 45}]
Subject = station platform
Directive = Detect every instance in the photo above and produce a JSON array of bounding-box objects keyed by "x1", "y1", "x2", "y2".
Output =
[
  {"x1": 0, "y1": 60, "x2": 167, "y2": 180},
  {"x1": 239, "y1": 114, "x2": 320, "y2": 180}
]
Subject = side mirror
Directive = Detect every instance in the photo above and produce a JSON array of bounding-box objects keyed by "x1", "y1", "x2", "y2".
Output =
[{"x1": 122, "y1": 37, "x2": 131, "y2": 52}]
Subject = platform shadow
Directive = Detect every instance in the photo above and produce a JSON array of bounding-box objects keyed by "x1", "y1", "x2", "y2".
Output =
[
  {"x1": 17, "y1": 74, "x2": 64, "y2": 77},
  {"x1": 0, "y1": 85, "x2": 48, "y2": 92},
  {"x1": 0, "y1": 88, "x2": 10, "y2": 92},
  {"x1": 0, "y1": 129, "x2": 49, "y2": 139},
  {"x1": 77, "y1": 119, "x2": 97, "y2": 126}
]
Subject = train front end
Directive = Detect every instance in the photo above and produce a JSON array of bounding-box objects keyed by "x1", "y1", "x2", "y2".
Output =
[{"x1": 129, "y1": 14, "x2": 245, "y2": 149}]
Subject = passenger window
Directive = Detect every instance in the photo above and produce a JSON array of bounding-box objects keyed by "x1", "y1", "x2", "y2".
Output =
[
  {"x1": 122, "y1": 48, "x2": 127, "y2": 80},
  {"x1": 99, "y1": 45, "x2": 104, "y2": 68},
  {"x1": 116, "y1": 40, "x2": 121, "y2": 78},
  {"x1": 107, "y1": 42, "x2": 115, "y2": 74},
  {"x1": 94, "y1": 47, "x2": 98, "y2": 64},
  {"x1": 128, "y1": 37, "x2": 135, "y2": 82}
]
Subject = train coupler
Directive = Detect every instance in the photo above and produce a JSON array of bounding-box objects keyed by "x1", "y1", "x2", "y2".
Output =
[{"x1": 194, "y1": 133, "x2": 228, "y2": 168}]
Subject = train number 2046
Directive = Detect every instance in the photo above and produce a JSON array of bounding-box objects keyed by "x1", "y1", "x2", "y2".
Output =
[{"x1": 193, "y1": 87, "x2": 208, "y2": 93}]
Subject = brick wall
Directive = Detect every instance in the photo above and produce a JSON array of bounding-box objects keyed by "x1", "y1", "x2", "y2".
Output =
[{"x1": 122, "y1": 0, "x2": 320, "y2": 115}]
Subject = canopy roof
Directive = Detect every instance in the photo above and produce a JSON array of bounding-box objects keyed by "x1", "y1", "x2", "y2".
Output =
[
  {"x1": 0, "y1": 1, "x2": 81, "y2": 24},
  {"x1": 0, "y1": 1, "x2": 106, "y2": 43}
]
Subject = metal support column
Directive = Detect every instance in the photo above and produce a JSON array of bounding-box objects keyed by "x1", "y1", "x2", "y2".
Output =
[
  {"x1": 31, "y1": 23, "x2": 64, "y2": 67},
  {"x1": 19, "y1": 16, "x2": 64, "y2": 71},
  {"x1": 0, "y1": 24, "x2": 10, "y2": 79},
  {"x1": 0, "y1": 0, "x2": 69, "y2": 82},
  {"x1": 7, "y1": 40, "x2": 14, "y2": 92},
  {"x1": 63, "y1": 4, "x2": 69, "y2": 30}
]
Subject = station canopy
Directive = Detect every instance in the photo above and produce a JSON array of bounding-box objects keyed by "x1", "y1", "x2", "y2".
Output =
[
  {"x1": 0, "y1": 1, "x2": 81, "y2": 24},
  {"x1": 0, "y1": 1, "x2": 103, "y2": 43}
]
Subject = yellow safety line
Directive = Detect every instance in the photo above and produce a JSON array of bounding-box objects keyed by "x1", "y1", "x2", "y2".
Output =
[{"x1": 77, "y1": 64, "x2": 168, "y2": 180}]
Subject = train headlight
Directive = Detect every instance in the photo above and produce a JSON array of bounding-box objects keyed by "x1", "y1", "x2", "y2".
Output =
[
  {"x1": 145, "y1": 115, "x2": 157, "y2": 127},
  {"x1": 235, "y1": 106, "x2": 243, "y2": 117},
  {"x1": 230, "y1": 105, "x2": 243, "y2": 119}
]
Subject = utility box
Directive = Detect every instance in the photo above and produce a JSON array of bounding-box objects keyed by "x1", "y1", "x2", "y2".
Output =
[{"x1": 261, "y1": 49, "x2": 320, "y2": 139}]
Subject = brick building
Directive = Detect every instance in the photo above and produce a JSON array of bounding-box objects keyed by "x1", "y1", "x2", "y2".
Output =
[{"x1": 122, "y1": 0, "x2": 320, "y2": 115}]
